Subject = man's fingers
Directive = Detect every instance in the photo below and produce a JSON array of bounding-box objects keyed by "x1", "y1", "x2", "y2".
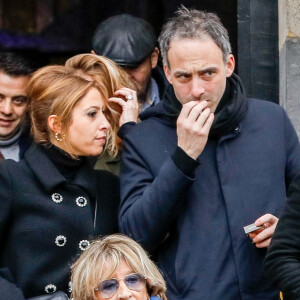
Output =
[
  {"x1": 252, "y1": 227, "x2": 272, "y2": 243},
  {"x1": 186, "y1": 101, "x2": 210, "y2": 122},
  {"x1": 255, "y1": 213, "x2": 278, "y2": 226},
  {"x1": 201, "y1": 112, "x2": 214, "y2": 134},
  {"x1": 255, "y1": 237, "x2": 271, "y2": 248},
  {"x1": 193, "y1": 107, "x2": 210, "y2": 124},
  {"x1": 252, "y1": 221, "x2": 278, "y2": 244},
  {"x1": 179, "y1": 100, "x2": 208, "y2": 120},
  {"x1": 249, "y1": 214, "x2": 279, "y2": 249}
]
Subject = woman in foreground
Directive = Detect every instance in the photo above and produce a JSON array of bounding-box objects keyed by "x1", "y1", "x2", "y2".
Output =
[
  {"x1": 71, "y1": 234, "x2": 167, "y2": 300},
  {"x1": 0, "y1": 64, "x2": 121, "y2": 299}
]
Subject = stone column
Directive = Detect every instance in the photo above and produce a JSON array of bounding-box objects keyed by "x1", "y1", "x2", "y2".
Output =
[
  {"x1": 279, "y1": 0, "x2": 300, "y2": 135},
  {"x1": 237, "y1": 0, "x2": 279, "y2": 103}
]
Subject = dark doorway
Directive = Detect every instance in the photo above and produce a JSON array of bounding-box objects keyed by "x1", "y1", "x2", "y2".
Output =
[
  {"x1": 1, "y1": 0, "x2": 278, "y2": 102},
  {"x1": 38, "y1": 0, "x2": 237, "y2": 60},
  {"x1": 238, "y1": 0, "x2": 279, "y2": 102}
]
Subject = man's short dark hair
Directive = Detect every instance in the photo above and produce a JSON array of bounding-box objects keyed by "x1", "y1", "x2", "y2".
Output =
[
  {"x1": 159, "y1": 6, "x2": 232, "y2": 68},
  {"x1": 0, "y1": 51, "x2": 37, "y2": 77}
]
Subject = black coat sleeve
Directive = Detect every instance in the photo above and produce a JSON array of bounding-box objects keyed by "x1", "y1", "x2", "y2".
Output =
[
  {"x1": 119, "y1": 132, "x2": 197, "y2": 252},
  {"x1": 264, "y1": 174, "x2": 300, "y2": 300},
  {"x1": 118, "y1": 122, "x2": 137, "y2": 139},
  {"x1": 0, "y1": 162, "x2": 26, "y2": 300}
]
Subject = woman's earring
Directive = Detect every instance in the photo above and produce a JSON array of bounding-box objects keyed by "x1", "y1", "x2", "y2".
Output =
[{"x1": 55, "y1": 132, "x2": 65, "y2": 142}]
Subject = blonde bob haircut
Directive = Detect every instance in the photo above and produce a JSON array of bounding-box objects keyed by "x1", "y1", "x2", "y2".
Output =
[
  {"x1": 71, "y1": 234, "x2": 167, "y2": 300},
  {"x1": 27, "y1": 65, "x2": 110, "y2": 158},
  {"x1": 65, "y1": 53, "x2": 134, "y2": 155}
]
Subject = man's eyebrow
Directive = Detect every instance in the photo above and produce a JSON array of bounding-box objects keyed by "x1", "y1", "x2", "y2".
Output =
[
  {"x1": 198, "y1": 67, "x2": 218, "y2": 74},
  {"x1": 173, "y1": 67, "x2": 218, "y2": 77},
  {"x1": 173, "y1": 70, "x2": 191, "y2": 77}
]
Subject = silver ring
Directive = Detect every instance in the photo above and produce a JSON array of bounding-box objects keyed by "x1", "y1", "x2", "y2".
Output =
[{"x1": 126, "y1": 94, "x2": 133, "y2": 100}]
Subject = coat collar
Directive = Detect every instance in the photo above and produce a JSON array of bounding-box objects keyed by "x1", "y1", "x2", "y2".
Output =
[
  {"x1": 218, "y1": 103, "x2": 247, "y2": 144},
  {"x1": 19, "y1": 123, "x2": 33, "y2": 159},
  {"x1": 25, "y1": 144, "x2": 97, "y2": 194}
]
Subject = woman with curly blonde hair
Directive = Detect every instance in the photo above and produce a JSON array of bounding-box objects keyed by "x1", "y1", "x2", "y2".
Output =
[{"x1": 71, "y1": 234, "x2": 167, "y2": 300}]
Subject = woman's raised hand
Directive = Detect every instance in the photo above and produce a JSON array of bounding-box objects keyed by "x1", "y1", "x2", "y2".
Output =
[{"x1": 109, "y1": 88, "x2": 139, "y2": 127}]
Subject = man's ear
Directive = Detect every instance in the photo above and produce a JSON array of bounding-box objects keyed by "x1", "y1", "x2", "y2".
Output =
[
  {"x1": 150, "y1": 47, "x2": 159, "y2": 69},
  {"x1": 163, "y1": 65, "x2": 173, "y2": 85},
  {"x1": 226, "y1": 54, "x2": 235, "y2": 77},
  {"x1": 91, "y1": 50, "x2": 96, "y2": 54},
  {"x1": 48, "y1": 115, "x2": 62, "y2": 134}
]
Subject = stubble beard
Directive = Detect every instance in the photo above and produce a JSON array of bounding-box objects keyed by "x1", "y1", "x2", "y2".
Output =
[{"x1": 135, "y1": 75, "x2": 152, "y2": 105}]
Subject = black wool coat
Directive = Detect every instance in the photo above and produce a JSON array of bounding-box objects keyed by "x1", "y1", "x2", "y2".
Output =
[
  {"x1": 265, "y1": 174, "x2": 300, "y2": 300},
  {"x1": 0, "y1": 144, "x2": 120, "y2": 299}
]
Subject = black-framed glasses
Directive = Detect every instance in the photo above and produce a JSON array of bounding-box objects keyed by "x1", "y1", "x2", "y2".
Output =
[{"x1": 95, "y1": 273, "x2": 147, "y2": 298}]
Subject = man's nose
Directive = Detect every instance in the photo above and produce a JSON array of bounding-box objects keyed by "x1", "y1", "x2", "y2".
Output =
[
  {"x1": 117, "y1": 280, "x2": 132, "y2": 299},
  {"x1": 0, "y1": 99, "x2": 13, "y2": 115},
  {"x1": 191, "y1": 78, "x2": 205, "y2": 99}
]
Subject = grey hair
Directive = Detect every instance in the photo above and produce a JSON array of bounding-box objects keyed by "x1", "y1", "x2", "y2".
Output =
[{"x1": 158, "y1": 6, "x2": 232, "y2": 68}]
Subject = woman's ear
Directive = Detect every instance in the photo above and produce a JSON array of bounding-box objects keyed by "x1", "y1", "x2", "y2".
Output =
[{"x1": 48, "y1": 115, "x2": 62, "y2": 134}]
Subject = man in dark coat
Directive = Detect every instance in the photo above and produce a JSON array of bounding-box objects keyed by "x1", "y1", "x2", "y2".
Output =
[
  {"x1": 119, "y1": 7, "x2": 300, "y2": 300},
  {"x1": 0, "y1": 51, "x2": 35, "y2": 161}
]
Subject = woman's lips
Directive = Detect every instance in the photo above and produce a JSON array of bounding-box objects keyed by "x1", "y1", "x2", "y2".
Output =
[
  {"x1": 96, "y1": 136, "x2": 106, "y2": 144},
  {"x1": 0, "y1": 118, "x2": 15, "y2": 127}
]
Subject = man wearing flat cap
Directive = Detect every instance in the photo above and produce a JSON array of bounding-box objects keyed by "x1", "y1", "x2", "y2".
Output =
[{"x1": 92, "y1": 14, "x2": 168, "y2": 111}]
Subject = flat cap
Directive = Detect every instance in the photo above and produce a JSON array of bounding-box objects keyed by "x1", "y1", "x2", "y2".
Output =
[{"x1": 92, "y1": 14, "x2": 157, "y2": 68}]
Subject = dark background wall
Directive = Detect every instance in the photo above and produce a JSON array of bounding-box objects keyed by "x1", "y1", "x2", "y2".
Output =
[
  {"x1": 39, "y1": 0, "x2": 238, "y2": 58},
  {"x1": 0, "y1": 0, "x2": 237, "y2": 61},
  {"x1": 0, "y1": 0, "x2": 279, "y2": 102},
  {"x1": 238, "y1": 0, "x2": 279, "y2": 102}
]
